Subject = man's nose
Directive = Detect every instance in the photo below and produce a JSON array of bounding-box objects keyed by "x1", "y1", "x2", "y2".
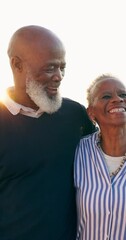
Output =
[{"x1": 52, "y1": 68, "x2": 64, "y2": 82}]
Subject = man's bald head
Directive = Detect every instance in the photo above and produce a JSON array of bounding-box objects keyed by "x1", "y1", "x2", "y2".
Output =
[{"x1": 7, "y1": 25, "x2": 65, "y2": 59}]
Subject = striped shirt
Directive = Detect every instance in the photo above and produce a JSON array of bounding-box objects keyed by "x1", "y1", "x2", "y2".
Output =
[{"x1": 74, "y1": 131, "x2": 126, "y2": 240}]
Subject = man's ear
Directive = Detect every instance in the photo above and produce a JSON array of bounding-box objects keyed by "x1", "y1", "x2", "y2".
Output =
[{"x1": 10, "y1": 56, "x2": 23, "y2": 72}]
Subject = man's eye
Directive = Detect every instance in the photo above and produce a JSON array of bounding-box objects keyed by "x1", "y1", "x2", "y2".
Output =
[
  {"x1": 60, "y1": 67, "x2": 65, "y2": 74},
  {"x1": 45, "y1": 66, "x2": 55, "y2": 73},
  {"x1": 61, "y1": 66, "x2": 65, "y2": 70}
]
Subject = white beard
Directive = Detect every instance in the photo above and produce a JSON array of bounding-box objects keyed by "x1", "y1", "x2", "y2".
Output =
[{"x1": 26, "y1": 79, "x2": 62, "y2": 114}]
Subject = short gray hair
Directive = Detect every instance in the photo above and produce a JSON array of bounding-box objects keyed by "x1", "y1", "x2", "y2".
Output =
[{"x1": 87, "y1": 73, "x2": 119, "y2": 105}]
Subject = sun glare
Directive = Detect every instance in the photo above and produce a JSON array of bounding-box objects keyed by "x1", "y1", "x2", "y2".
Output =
[
  {"x1": 0, "y1": 88, "x2": 7, "y2": 101},
  {"x1": 0, "y1": 0, "x2": 126, "y2": 105}
]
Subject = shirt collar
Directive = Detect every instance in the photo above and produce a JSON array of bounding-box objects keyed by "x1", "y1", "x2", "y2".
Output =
[{"x1": 2, "y1": 89, "x2": 44, "y2": 118}]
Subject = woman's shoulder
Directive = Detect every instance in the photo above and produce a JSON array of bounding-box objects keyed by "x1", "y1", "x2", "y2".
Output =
[{"x1": 79, "y1": 131, "x2": 99, "y2": 146}]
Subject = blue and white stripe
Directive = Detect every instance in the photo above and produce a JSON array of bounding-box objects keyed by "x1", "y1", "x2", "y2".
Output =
[{"x1": 74, "y1": 132, "x2": 126, "y2": 240}]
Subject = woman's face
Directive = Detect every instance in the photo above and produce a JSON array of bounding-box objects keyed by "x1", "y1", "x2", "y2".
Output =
[{"x1": 88, "y1": 78, "x2": 126, "y2": 128}]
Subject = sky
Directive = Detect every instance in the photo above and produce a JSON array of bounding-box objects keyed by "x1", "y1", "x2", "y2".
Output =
[{"x1": 0, "y1": 0, "x2": 126, "y2": 106}]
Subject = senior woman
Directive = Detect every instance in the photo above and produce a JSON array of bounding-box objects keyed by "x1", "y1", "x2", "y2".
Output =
[{"x1": 74, "y1": 74, "x2": 126, "y2": 240}]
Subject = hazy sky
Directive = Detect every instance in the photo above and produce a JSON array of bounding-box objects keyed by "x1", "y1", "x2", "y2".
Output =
[{"x1": 0, "y1": 0, "x2": 126, "y2": 106}]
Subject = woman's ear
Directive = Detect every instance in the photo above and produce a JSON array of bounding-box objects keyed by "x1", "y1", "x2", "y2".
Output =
[
  {"x1": 87, "y1": 106, "x2": 96, "y2": 125},
  {"x1": 87, "y1": 106, "x2": 94, "y2": 121},
  {"x1": 10, "y1": 56, "x2": 23, "y2": 72}
]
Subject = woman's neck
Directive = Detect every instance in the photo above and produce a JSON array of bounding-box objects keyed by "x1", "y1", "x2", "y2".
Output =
[{"x1": 99, "y1": 128, "x2": 126, "y2": 157}]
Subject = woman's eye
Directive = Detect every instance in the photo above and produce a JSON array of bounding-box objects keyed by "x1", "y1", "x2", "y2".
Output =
[
  {"x1": 102, "y1": 95, "x2": 111, "y2": 99},
  {"x1": 119, "y1": 93, "x2": 126, "y2": 98}
]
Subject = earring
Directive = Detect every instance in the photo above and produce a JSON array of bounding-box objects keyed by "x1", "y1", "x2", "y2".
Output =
[{"x1": 92, "y1": 119, "x2": 96, "y2": 126}]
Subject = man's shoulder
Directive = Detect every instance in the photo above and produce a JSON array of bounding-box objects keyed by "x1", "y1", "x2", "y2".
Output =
[
  {"x1": 62, "y1": 97, "x2": 86, "y2": 111},
  {"x1": 62, "y1": 97, "x2": 82, "y2": 105},
  {"x1": 0, "y1": 101, "x2": 11, "y2": 119},
  {"x1": 0, "y1": 101, "x2": 7, "y2": 111},
  {"x1": 58, "y1": 97, "x2": 88, "y2": 121}
]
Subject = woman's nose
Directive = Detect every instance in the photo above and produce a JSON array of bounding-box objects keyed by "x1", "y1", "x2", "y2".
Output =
[{"x1": 111, "y1": 94, "x2": 124, "y2": 102}]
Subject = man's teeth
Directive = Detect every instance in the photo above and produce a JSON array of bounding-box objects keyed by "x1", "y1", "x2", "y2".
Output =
[{"x1": 109, "y1": 108, "x2": 125, "y2": 113}]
